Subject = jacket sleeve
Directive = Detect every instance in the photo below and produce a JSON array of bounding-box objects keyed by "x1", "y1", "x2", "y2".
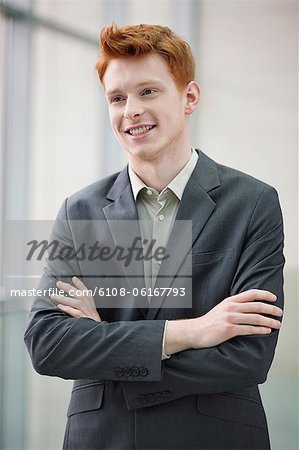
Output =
[
  {"x1": 121, "y1": 186, "x2": 285, "y2": 410},
  {"x1": 24, "y1": 199, "x2": 166, "y2": 382}
]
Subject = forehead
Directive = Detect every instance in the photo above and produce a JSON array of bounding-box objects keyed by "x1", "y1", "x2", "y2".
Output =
[{"x1": 103, "y1": 53, "x2": 175, "y2": 93}]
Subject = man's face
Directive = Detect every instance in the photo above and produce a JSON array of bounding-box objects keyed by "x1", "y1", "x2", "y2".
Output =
[{"x1": 103, "y1": 53, "x2": 191, "y2": 162}]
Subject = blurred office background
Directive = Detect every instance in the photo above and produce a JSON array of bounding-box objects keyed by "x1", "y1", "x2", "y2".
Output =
[{"x1": 0, "y1": 0, "x2": 297, "y2": 449}]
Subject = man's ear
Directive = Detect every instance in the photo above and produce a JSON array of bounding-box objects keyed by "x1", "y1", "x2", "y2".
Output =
[{"x1": 184, "y1": 81, "x2": 200, "y2": 115}]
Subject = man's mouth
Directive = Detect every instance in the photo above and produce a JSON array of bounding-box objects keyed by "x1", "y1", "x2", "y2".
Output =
[{"x1": 125, "y1": 125, "x2": 156, "y2": 136}]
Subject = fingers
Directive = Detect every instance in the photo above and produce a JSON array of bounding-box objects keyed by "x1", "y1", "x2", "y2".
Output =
[
  {"x1": 233, "y1": 325, "x2": 273, "y2": 336},
  {"x1": 230, "y1": 313, "x2": 281, "y2": 330},
  {"x1": 230, "y1": 289, "x2": 277, "y2": 304},
  {"x1": 237, "y1": 301, "x2": 283, "y2": 318},
  {"x1": 50, "y1": 292, "x2": 77, "y2": 307},
  {"x1": 55, "y1": 280, "x2": 75, "y2": 296},
  {"x1": 56, "y1": 279, "x2": 88, "y2": 297},
  {"x1": 54, "y1": 277, "x2": 90, "y2": 300},
  {"x1": 50, "y1": 278, "x2": 88, "y2": 305},
  {"x1": 57, "y1": 304, "x2": 84, "y2": 318},
  {"x1": 51, "y1": 279, "x2": 102, "y2": 323},
  {"x1": 71, "y1": 276, "x2": 89, "y2": 292},
  {"x1": 226, "y1": 290, "x2": 283, "y2": 319},
  {"x1": 222, "y1": 290, "x2": 283, "y2": 334}
]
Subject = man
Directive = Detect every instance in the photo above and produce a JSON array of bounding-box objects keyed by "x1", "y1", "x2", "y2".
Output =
[{"x1": 24, "y1": 24, "x2": 284, "y2": 450}]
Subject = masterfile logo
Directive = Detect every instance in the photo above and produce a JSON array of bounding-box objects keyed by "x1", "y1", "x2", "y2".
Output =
[
  {"x1": 26, "y1": 237, "x2": 169, "y2": 267},
  {"x1": 2, "y1": 220, "x2": 193, "y2": 309}
]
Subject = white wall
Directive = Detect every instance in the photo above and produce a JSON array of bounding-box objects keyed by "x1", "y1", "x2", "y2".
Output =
[
  {"x1": 194, "y1": 0, "x2": 297, "y2": 269},
  {"x1": 192, "y1": 3, "x2": 297, "y2": 448}
]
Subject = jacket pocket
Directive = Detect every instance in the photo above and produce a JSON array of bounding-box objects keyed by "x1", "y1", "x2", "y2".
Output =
[
  {"x1": 192, "y1": 248, "x2": 234, "y2": 265},
  {"x1": 67, "y1": 382, "x2": 104, "y2": 417},
  {"x1": 196, "y1": 392, "x2": 267, "y2": 429}
]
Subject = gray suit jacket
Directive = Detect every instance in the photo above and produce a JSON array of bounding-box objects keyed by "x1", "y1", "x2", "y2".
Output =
[{"x1": 24, "y1": 150, "x2": 284, "y2": 450}]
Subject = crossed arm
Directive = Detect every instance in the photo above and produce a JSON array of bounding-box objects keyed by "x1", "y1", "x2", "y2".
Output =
[
  {"x1": 48, "y1": 275, "x2": 283, "y2": 410},
  {"x1": 24, "y1": 185, "x2": 284, "y2": 410},
  {"x1": 51, "y1": 278, "x2": 282, "y2": 355}
]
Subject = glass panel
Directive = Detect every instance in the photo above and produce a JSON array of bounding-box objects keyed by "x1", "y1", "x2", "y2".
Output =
[
  {"x1": 32, "y1": 0, "x2": 103, "y2": 35},
  {"x1": 28, "y1": 27, "x2": 106, "y2": 219},
  {"x1": 0, "y1": 13, "x2": 7, "y2": 294}
]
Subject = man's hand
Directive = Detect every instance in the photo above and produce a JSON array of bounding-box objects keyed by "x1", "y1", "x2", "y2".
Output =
[
  {"x1": 50, "y1": 285, "x2": 283, "y2": 355},
  {"x1": 164, "y1": 289, "x2": 283, "y2": 355},
  {"x1": 50, "y1": 277, "x2": 101, "y2": 322}
]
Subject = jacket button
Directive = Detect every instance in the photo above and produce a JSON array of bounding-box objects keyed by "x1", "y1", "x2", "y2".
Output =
[
  {"x1": 147, "y1": 393, "x2": 155, "y2": 402},
  {"x1": 131, "y1": 366, "x2": 139, "y2": 376},
  {"x1": 154, "y1": 391, "x2": 163, "y2": 400},
  {"x1": 123, "y1": 367, "x2": 132, "y2": 377},
  {"x1": 139, "y1": 367, "x2": 149, "y2": 377},
  {"x1": 162, "y1": 390, "x2": 172, "y2": 399},
  {"x1": 114, "y1": 367, "x2": 123, "y2": 377}
]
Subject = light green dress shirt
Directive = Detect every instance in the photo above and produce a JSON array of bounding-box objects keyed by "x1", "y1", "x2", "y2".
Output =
[
  {"x1": 128, "y1": 148, "x2": 198, "y2": 291},
  {"x1": 128, "y1": 148, "x2": 199, "y2": 359}
]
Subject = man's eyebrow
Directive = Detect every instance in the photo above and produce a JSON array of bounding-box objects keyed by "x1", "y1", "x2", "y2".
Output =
[{"x1": 106, "y1": 80, "x2": 162, "y2": 96}]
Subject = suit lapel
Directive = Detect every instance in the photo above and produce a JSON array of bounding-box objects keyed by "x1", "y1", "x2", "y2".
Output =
[
  {"x1": 101, "y1": 151, "x2": 221, "y2": 319},
  {"x1": 102, "y1": 168, "x2": 148, "y2": 316},
  {"x1": 146, "y1": 151, "x2": 220, "y2": 319}
]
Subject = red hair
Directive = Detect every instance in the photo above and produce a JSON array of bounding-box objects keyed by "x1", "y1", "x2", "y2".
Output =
[{"x1": 95, "y1": 23, "x2": 196, "y2": 91}]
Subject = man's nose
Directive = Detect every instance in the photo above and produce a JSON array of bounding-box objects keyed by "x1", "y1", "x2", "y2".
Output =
[{"x1": 123, "y1": 97, "x2": 144, "y2": 119}]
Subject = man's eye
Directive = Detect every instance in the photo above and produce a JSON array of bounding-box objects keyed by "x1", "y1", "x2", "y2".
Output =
[
  {"x1": 111, "y1": 96, "x2": 123, "y2": 103},
  {"x1": 141, "y1": 89, "x2": 156, "y2": 96}
]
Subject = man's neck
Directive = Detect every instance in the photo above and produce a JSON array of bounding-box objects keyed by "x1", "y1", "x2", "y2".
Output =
[{"x1": 129, "y1": 147, "x2": 193, "y2": 193}]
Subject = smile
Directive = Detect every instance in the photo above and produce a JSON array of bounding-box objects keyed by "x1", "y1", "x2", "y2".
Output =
[{"x1": 125, "y1": 125, "x2": 156, "y2": 136}]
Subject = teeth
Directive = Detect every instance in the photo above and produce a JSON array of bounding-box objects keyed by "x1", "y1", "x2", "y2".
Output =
[{"x1": 129, "y1": 125, "x2": 154, "y2": 136}]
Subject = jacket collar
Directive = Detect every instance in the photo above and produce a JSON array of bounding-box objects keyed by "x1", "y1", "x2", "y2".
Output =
[
  {"x1": 106, "y1": 150, "x2": 220, "y2": 204},
  {"x1": 102, "y1": 150, "x2": 220, "y2": 318}
]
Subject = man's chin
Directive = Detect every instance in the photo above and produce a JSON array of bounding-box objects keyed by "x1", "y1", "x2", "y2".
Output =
[{"x1": 125, "y1": 146, "x2": 161, "y2": 163}]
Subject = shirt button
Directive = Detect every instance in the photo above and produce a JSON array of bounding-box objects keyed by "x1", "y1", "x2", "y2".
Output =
[
  {"x1": 158, "y1": 214, "x2": 165, "y2": 221},
  {"x1": 146, "y1": 189, "x2": 152, "y2": 196}
]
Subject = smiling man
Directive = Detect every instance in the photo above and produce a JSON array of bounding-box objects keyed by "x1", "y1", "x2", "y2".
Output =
[
  {"x1": 24, "y1": 24, "x2": 284, "y2": 450},
  {"x1": 103, "y1": 52, "x2": 199, "y2": 187}
]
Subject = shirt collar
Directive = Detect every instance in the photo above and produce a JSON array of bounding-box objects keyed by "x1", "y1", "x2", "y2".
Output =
[
  {"x1": 128, "y1": 147, "x2": 198, "y2": 201},
  {"x1": 128, "y1": 165, "x2": 148, "y2": 201}
]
